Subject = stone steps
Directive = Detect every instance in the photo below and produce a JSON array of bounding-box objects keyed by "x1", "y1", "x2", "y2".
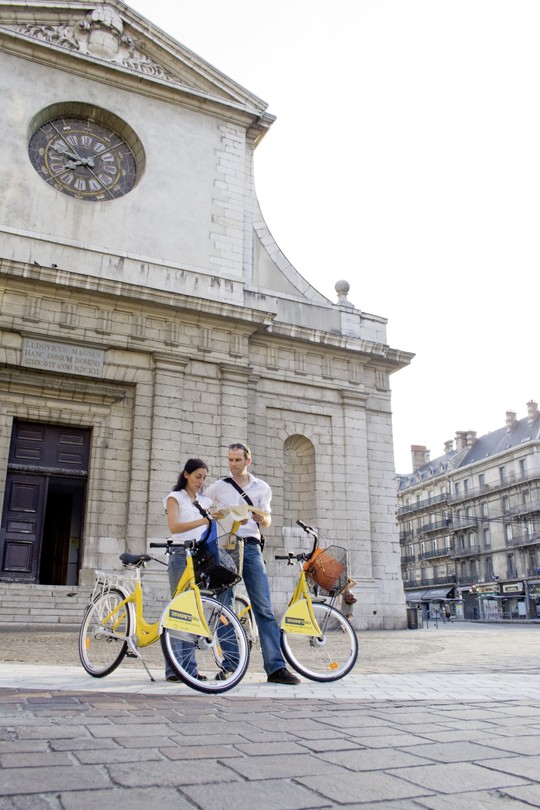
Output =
[{"x1": 0, "y1": 571, "x2": 171, "y2": 628}]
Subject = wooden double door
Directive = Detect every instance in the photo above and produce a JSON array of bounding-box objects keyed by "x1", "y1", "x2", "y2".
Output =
[{"x1": 0, "y1": 421, "x2": 90, "y2": 585}]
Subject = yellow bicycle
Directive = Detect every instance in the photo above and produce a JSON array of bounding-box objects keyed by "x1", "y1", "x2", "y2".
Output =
[
  {"x1": 78, "y1": 530, "x2": 250, "y2": 694},
  {"x1": 236, "y1": 519, "x2": 358, "y2": 681}
]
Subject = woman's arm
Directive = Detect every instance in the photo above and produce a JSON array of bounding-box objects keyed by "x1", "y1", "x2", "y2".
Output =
[{"x1": 166, "y1": 496, "x2": 209, "y2": 535}]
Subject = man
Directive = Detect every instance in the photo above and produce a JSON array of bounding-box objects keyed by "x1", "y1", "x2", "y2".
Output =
[{"x1": 205, "y1": 442, "x2": 300, "y2": 685}]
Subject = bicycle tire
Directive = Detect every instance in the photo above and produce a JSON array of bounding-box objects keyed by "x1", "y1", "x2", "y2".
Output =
[
  {"x1": 79, "y1": 588, "x2": 131, "y2": 677},
  {"x1": 161, "y1": 594, "x2": 249, "y2": 694},
  {"x1": 280, "y1": 601, "x2": 358, "y2": 682}
]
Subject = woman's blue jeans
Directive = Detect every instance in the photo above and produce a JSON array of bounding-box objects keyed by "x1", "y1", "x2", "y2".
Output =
[{"x1": 166, "y1": 550, "x2": 198, "y2": 678}]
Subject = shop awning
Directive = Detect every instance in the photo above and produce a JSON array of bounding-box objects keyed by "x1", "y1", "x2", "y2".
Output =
[
  {"x1": 406, "y1": 588, "x2": 454, "y2": 602},
  {"x1": 405, "y1": 590, "x2": 426, "y2": 602},
  {"x1": 422, "y1": 588, "x2": 454, "y2": 601}
]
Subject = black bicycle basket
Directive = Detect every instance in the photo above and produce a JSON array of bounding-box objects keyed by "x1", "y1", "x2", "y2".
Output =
[{"x1": 192, "y1": 529, "x2": 241, "y2": 592}]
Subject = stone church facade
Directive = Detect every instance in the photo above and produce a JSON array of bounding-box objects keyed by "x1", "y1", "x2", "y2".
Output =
[{"x1": 0, "y1": 0, "x2": 413, "y2": 629}]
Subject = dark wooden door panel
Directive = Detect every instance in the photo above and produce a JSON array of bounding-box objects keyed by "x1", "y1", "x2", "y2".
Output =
[{"x1": 0, "y1": 475, "x2": 47, "y2": 579}]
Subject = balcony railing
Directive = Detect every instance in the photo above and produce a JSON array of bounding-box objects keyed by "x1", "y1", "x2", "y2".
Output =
[
  {"x1": 419, "y1": 548, "x2": 453, "y2": 560},
  {"x1": 397, "y1": 492, "x2": 449, "y2": 516},
  {"x1": 507, "y1": 499, "x2": 540, "y2": 518},
  {"x1": 417, "y1": 520, "x2": 451, "y2": 536},
  {"x1": 448, "y1": 469, "x2": 540, "y2": 504},
  {"x1": 454, "y1": 544, "x2": 481, "y2": 558},
  {"x1": 505, "y1": 532, "x2": 540, "y2": 549},
  {"x1": 401, "y1": 554, "x2": 416, "y2": 564},
  {"x1": 448, "y1": 517, "x2": 478, "y2": 532}
]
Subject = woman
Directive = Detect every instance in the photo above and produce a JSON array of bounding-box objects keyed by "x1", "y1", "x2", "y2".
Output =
[{"x1": 163, "y1": 458, "x2": 214, "y2": 682}]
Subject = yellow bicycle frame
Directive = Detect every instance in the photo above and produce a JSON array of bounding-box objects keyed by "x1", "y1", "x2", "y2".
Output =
[
  {"x1": 98, "y1": 551, "x2": 211, "y2": 647},
  {"x1": 280, "y1": 566, "x2": 322, "y2": 636}
]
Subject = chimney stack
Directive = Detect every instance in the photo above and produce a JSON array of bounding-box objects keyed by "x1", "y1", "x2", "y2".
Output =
[
  {"x1": 455, "y1": 431, "x2": 469, "y2": 451},
  {"x1": 466, "y1": 431, "x2": 477, "y2": 447},
  {"x1": 411, "y1": 445, "x2": 430, "y2": 472},
  {"x1": 444, "y1": 439, "x2": 454, "y2": 454},
  {"x1": 505, "y1": 411, "x2": 517, "y2": 431},
  {"x1": 527, "y1": 400, "x2": 538, "y2": 424}
]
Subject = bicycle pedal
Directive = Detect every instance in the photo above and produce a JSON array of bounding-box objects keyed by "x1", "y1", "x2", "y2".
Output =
[{"x1": 125, "y1": 650, "x2": 138, "y2": 658}]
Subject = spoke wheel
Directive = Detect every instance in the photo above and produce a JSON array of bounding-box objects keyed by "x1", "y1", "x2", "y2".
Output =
[
  {"x1": 79, "y1": 588, "x2": 130, "y2": 677},
  {"x1": 234, "y1": 594, "x2": 258, "y2": 649},
  {"x1": 280, "y1": 602, "x2": 358, "y2": 682},
  {"x1": 161, "y1": 595, "x2": 249, "y2": 693}
]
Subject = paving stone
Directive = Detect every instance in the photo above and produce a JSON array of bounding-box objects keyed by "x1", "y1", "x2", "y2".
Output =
[
  {"x1": 106, "y1": 759, "x2": 241, "y2": 787},
  {"x1": 296, "y1": 770, "x2": 434, "y2": 803},
  {"x1": 228, "y1": 751, "x2": 348, "y2": 780},
  {"x1": 74, "y1": 748, "x2": 164, "y2": 764},
  {"x1": 180, "y1": 778, "x2": 330, "y2": 810},
  {"x1": 0, "y1": 752, "x2": 72, "y2": 768},
  {"x1": 160, "y1": 744, "x2": 243, "y2": 759},
  {"x1": 386, "y1": 762, "x2": 529, "y2": 793},
  {"x1": 318, "y1": 748, "x2": 433, "y2": 771},
  {"x1": 414, "y1": 789, "x2": 536, "y2": 808},
  {"x1": 0, "y1": 765, "x2": 111, "y2": 796},
  {"x1": 59, "y1": 787, "x2": 195, "y2": 810},
  {"x1": 479, "y1": 754, "x2": 540, "y2": 780},
  {"x1": 397, "y1": 740, "x2": 520, "y2": 762}
]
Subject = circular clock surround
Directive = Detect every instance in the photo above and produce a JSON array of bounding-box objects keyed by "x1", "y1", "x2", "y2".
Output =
[{"x1": 28, "y1": 103, "x2": 145, "y2": 202}]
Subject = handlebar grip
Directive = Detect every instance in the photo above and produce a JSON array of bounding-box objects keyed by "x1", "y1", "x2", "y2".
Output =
[{"x1": 150, "y1": 542, "x2": 170, "y2": 548}]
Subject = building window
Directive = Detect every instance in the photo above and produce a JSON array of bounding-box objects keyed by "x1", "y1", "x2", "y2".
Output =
[
  {"x1": 458, "y1": 534, "x2": 465, "y2": 551},
  {"x1": 481, "y1": 501, "x2": 489, "y2": 518},
  {"x1": 464, "y1": 478, "x2": 470, "y2": 493},
  {"x1": 478, "y1": 473, "x2": 485, "y2": 488},
  {"x1": 483, "y1": 527, "x2": 491, "y2": 548},
  {"x1": 470, "y1": 559, "x2": 478, "y2": 580},
  {"x1": 499, "y1": 466, "x2": 506, "y2": 482},
  {"x1": 519, "y1": 458, "x2": 527, "y2": 477},
  {"x1": 504, "y1": 523, "x2": 513, "y2": 543},
  {"x1": 502, "y1": 496, "x2": 509, "y2": 514},
  {"x1": 454, "y1": 482, "x2": 460, "y2": 496},
  {"x1": 507, "y1": 553, "x2": 516, "y2": 578},
  {"x1": 485, "y1": 556, "x2": 493, "y2": 579}
]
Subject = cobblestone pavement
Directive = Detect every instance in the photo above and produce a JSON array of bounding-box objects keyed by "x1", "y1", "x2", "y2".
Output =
[{"x1": 1, "y1": 622, "x2": 540, "y2": 808}]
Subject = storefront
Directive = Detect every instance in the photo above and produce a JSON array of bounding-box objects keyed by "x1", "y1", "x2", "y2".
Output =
[
  {"x1": 527, "y1": 581, "x2": 540, "y2": 618},
  {"x1": 499, "y1": 582, "x2": 526, "y2": 619}
]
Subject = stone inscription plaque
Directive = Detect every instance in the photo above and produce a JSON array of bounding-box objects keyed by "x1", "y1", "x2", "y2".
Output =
[{"x1": 21, "y1": 338, "x2": 104, "y2": 378}]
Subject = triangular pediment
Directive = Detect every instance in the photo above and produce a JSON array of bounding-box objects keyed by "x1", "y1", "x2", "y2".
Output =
[{"x1": 0, "y1": 0, "x2": 270, "y2": 119}]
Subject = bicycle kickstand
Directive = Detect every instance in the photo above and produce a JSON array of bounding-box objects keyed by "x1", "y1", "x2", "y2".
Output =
[{"x1": 126, "y1": 636, "x2": 156, "y2": 682}]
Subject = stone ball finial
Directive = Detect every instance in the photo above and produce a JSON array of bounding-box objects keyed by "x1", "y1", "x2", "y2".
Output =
[{"x1": 335, "y1": 279, "x2": 353, "y2": 307}]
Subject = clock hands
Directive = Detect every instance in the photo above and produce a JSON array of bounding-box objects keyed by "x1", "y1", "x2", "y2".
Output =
[{"x1": 51, "y1": 143, "x2": 95, "y2": 169}]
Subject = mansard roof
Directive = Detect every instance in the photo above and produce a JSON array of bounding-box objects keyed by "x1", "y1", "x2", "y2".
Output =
[
  {"x1": 397, "y1": 448, "x2": 466, "y2": 491},
  {"x1": 458, "y1": 413, "x2": 540, "y2": 466},
  {"x1": 0, "y1": 0, "x2": 273, "y2": 132}
]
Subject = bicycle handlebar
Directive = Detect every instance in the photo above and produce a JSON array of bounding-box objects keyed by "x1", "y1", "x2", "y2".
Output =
[
  {"x1": 149, "y1": 539, "x2": 199, "y2": 553},
  {"x1": 275, "y1": 520, "x2": 319, "y2": 563}
]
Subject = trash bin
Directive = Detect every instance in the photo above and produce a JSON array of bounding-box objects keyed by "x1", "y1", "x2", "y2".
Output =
[
  {"x1": 416, "y1": 606, "x2": 423, "y2": 628},
  {"x1": 406, "y1": 607, "x2": 418, "y2": 629}
]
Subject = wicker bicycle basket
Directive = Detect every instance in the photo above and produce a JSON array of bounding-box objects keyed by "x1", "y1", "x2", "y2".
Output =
[{"x1": 303, "y1": 545, "x2": 348, "y2": 596}]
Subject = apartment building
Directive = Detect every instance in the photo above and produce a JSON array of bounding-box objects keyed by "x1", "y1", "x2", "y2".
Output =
[{"x1": 397, "y1": 401, "x2": 540, "y2": 621}]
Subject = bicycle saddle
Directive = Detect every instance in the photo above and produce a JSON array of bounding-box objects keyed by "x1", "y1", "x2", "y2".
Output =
[{"x1": 119, "y1": 552, "x2": 151, "y2": 566}]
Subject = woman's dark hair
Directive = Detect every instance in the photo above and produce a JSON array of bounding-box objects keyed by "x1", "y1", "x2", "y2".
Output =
[{"x1": 172, "y1": 458, "x2": 208, "y2": 491}]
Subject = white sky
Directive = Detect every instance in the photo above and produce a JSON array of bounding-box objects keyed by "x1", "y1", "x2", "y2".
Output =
[{"x1": 128, "y1": 0, "x2": 539, "y2": 473}]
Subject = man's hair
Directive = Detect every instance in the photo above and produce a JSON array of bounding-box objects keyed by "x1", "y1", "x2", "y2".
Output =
[{"x1": 228, "y1": 442, "x2": 251, "y2": 461}]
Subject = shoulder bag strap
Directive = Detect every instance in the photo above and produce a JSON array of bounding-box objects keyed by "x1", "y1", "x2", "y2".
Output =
[{"x1": 223, "y1": 477, "x2": 265, "y2": 550}]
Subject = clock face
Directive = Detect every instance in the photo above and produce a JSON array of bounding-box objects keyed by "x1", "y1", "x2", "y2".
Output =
[{"x1": 28, "y1": 117, "x2": 138, "y2": 201}]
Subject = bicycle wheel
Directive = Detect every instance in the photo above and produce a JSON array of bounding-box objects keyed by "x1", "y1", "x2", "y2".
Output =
[
  {"x1": 280, "y1": 601, "x2": 358, "y2": 682},
  {"x1": 234, "y1": 594, "x2": 258, "y2": 649},
  {"x1": 79, "y1": 588, "x2": 131, "y2": 677},
  {"x1": 161, "y1": 595, "x2": 249, "y2": 694}
]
